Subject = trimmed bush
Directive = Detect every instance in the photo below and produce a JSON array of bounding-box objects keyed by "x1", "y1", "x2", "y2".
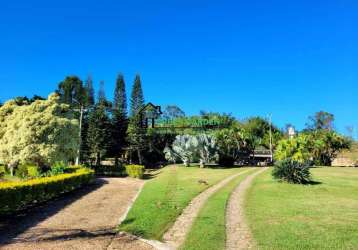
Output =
[
  {"x1": 0, "y1": 165, "x2": 5, "y2": 178},
  {"x1": 0, "y1": 167, "x2": 94, "y2": 215},
  {"x1": 95, "y1": 164, "x2": 126, "y2": 177},
  {"x1": 272, "y1": 159, "x2": 311, "y2": 184},
  {"x1": 15, "y1": 164, "x2": 40, "y2": 179},
  {"x1": 125, "y1": 165, "x2": 145, "y2": 179}
]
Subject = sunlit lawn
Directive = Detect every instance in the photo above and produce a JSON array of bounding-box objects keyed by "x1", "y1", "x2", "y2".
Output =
[
  {"x1": 181, "y1": 168, "x2": 256, "y2": 250},
  {"x1": 245, "y1": 167, "x2": 358, "y2": 249},
  {"x1": 119, "y1": 165, "x2": 248, "y2": 240}
]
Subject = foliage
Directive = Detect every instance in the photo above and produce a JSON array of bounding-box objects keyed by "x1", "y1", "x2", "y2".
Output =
[
  {"x1": 274, "y1": 134, "x2": 311, "y2": 163},
  {"x1": 162, "y1": 105, "x2": 185, "y2": 119},
  {"x1": 308, "y1": 130, "x2": 351, "y2": 165},
  {"x1": 0, "y1": 165, "x2": 5, "y2": 178},
  {"x1": 306, "y1": 111, "x2": 334, "y2": 131},
  {"x1": 56, "y1": 76, "x2": 87, "y2": 106},
  {"x1": 125, "y1": 164, "x2": 145, "y2": 179},
  {"x1": 0, "y1": 93, "x2": 79, "y2": 168},
  {"x1": 111, "y1": 74, "x2": 128, "y2": 157},
  {"x1": 275, "y1": 131, "x2": 350, "y2": 165},
  {"x1": 164, "y1": 135, "x2": 198, "y2": 166},
  {"x1": 214, "y1": 126, "x2": 254, "y2": 166},
  {"x1": 272, "y1": 159, "x2": 311, "y2": 184},
  {"x1": 95, "y1": 163, "x2": 126, "y2": 176},
  {"x1": 144, "y1": 129, "x2": 176, "y2": 167},
  {"x1": 196, "y1": 134, "x2": 217, "y2": 167},
  {"x1": 0, "y1": 167, "x2": 94, "y2": 215},
  {"x1": 128, "y1": 74, "x2": 146, "y2": 164},
  {"x1": 14, "y1": 163, "x2": 40, "y2": 179},
  {"x1": 84, "y1": 75, "x2": 95, "y2": 106},
  {"x1": 87, "y1": 102, "x2": 112, "y2": 166},
  {"x1": 242, "y1": 116, "x2": 283, "y2": 149},
  {"x1": 130, "y1": 74, "x2": 145, "y2": 117},
  {"x1": 47, "y1": 161, "x2": 67, "y2": 176}
]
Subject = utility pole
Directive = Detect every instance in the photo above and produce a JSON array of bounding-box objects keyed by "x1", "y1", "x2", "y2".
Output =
[{"x1": 75, "y1": 105, "x2": 84, "y2": 165}]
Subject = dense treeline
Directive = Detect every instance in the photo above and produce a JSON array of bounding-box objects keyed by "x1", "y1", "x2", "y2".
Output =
[{"x1": 0, "y1": 74, "x2": 353, "y2": 169}]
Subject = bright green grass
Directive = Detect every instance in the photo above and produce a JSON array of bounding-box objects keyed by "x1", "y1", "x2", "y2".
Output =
[
  {"x1": 119, "y1": 165, "x2": 247, "y2": 240},
  {"x1": 245, "y1": 167, "x2": 358, "y2": 250},
  {"x1": 181, "y1": 168, "x2": 257, "y2": 250}
]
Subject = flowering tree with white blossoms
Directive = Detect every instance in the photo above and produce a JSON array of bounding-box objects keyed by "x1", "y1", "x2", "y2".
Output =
[{"x1": 0, "y1": 93, "x2": 79, "y2": 174}]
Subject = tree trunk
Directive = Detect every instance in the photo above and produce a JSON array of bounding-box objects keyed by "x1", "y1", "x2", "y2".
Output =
[
  {"x1": 137, "y1": 149, "x2": 142, "y2": 165},
  {"x1": 199, "y1": 159, "x2": 205, "y2": 168}
]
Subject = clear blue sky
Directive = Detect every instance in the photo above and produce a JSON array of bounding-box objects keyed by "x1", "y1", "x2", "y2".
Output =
[{"x1": 0, "y1": 0, "x2": 357, "y2": 137}]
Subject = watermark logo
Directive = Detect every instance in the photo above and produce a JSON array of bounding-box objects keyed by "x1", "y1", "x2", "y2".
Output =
[{"x1": 139, "y1": 103, "x2": 228, "y2": 130}]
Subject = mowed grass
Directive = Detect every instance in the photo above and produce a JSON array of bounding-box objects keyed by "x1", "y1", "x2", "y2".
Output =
[
  {"x1": 118, "y1": 165, "x2": 247, "y2": 240},
  {"x1": 245, "y1": 167, "x2": 358, "y2": 250},
  {"x1": 181, "y1": 168, "x2": 257, "y2": 250}
]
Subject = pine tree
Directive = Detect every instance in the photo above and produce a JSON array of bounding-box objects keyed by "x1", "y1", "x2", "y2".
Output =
[
  {"x1": 85, "y1": 75, "x2": 95, "y2": 106},
  {"x1": 111, "y1": 74, "x2": 128, "y2": 157},
  {"x1": 87, "y1": 102, "x2": 111, "y2": 166},
  {"x1": 128, "y1": 74, "x2": 146, "y2": 164},
  {"x1": 98, "y1": 80, "x2": 106, "y2": 104},
  {"x1": 130, "y1": 74, "x2": 144, "y2": 117}
]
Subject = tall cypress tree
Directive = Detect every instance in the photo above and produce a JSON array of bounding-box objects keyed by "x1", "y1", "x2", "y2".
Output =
[
  {"x1": 98, "y1": 80, "x2": 106, "y2": 103},
  {"x1": 111, "y1": 74, "x2": 128, "y2": 157},
  {"x1": 128, "y1": 74, "x2": 146, "y2": 164},
  {"x1": 130, "y1": 74, "x2": 144, "y2": 117},
  {"x1": 87, "y1": 102, "x2": 111, "y2": 166},
  {"x1": 85, "y1": 75, "x2": 95, "y2": 106}
]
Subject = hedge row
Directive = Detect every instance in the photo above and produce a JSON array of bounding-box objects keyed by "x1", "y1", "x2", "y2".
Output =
[{"x1": 0, "y1": 167, "x2": 94, "y2": 215}]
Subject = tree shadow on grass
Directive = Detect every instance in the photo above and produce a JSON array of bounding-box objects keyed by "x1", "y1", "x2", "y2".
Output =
[
  {"x1": 305, "y1": 180, "x2": 322, "y2": 185},
  {"x1": 0, "y1": 178, "x2": 108, "y2": 245}
]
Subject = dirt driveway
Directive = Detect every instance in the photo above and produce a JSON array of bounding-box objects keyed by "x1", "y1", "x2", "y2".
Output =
[{"x1": 0, "y1": 178, "x2": 154, "y2": 250}]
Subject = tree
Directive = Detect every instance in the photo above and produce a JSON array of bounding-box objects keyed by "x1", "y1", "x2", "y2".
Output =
[
  {"x1": 242, "y1": 116, "x2": 283, "y2": 150},
  {"x1": 112, "y1": 74, "x2": 128, "y2": 157},
  {"x1": 56, "y1": 76, "x2": 86, "y2": 107},
  {"x1": 0, "y1": 94, "x2": 79, "y2": 173},
  {"x1": 164, "y1": 135, "x2": 198, "y2": 167},
  {"x1": 196, "y1": 134, "x2": 217, "y2": 168},
  {"x1": 163, "y1": 105, "x2": 185, "y2": 120},
  {"x1": 86, "y1": 102, "x2": 112, "y2": 166},
  {"x1": 130, "y1": 74, "x2": 145, "y2": 117},
  {"x1": 309, "y1": 130, "x2": 350, "y2": 165},
  {"x1": 306, "y1": 111, "x2": 335, "y2": 131},
  {"x1": 274, "y1": 134, "x2": 311, "y2": 163},
  {"x1": 85, "y1": 75, "x2": 95, "y2": 106},
  {"x1": 214, "y1": 127, "x2": 251, "y2": 166},
  {"x1": 128, "y1": 74, "x2": 146, "y2": 164},
  {"x1": 275, "y1": 131, "x2": 351, "y2": 165},
  {"x1": 98, "y1": 80, "x2": 106, "y2": 104}
]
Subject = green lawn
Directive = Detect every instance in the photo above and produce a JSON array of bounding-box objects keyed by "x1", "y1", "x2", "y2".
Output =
[
  {"x1": 181, "y1": 168, "x2": 257, "y2": 250},
  {"x1": 118, "y1": 165, "x2": 247, "y2": 240},
  {"x1": 245, "y1": 167, "x2": 358, "y2": 250}
]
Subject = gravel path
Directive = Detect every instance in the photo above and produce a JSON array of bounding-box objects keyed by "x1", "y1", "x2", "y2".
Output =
[
  {"x1": 225, "y1": 167, "x2": 268, "y2": 250},
  {"x1": 163, "y1": 168, "x2": 254, "y2": 249},
  {"x1": 0, "y1": 178, "x2": 154, "y2": 250}
]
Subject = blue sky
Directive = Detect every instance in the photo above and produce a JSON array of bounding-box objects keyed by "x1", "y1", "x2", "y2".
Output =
[{"x1": 0, "y1": 0, "x2": 357, "y2": 137}]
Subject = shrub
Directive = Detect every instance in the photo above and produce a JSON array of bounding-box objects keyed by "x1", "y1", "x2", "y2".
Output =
[
  {"x1": 27, "y1": 165, "x2": 40, "y2": 178},
  {"x1": 0, "y1": 167, "x2": 94, "y2": 215},
  {"x1": 95, "y1": 164, "x2": 126, "y2": 177},
  {"x1": 47, "y1": 161, "x2": 66, "y2": 176},
  {"x1": 0, "y1": 165, "x2": 6, "y2": 178},
  {"x1": 125, "y1": 165, "x2": 145, "y2": 179},
  {"x1": 15, "y1": 164, "x2": 30, "y2": 179},
  {"x1": 272, "y1": 159, "x2": 312, "y2": 184}
]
